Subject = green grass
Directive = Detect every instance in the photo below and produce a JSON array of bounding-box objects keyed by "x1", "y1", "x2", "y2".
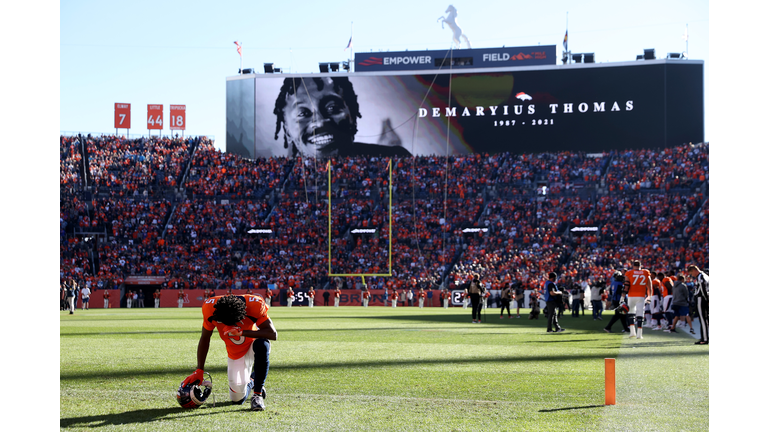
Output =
[{"x1": 60, "y1": 306, "x2": 708, "y2": 431}]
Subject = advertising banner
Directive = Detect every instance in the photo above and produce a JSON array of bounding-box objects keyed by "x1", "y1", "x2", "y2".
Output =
[
  {"x1": 227, "y1": 60, "x2": 703, "y2": 159},
  {"x1": 355, "y1": 45, "x2": 556, "y2": 72}
]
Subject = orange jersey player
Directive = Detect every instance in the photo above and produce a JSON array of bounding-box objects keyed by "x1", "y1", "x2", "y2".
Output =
[
  {"x1": 182, "y1": 295, "x2": 277, "y2": 411},
  {"x1": 103, "y1": 289, "x2": 110, "y2": 309},
  {"x1": 308, "y1": 287, "x2": 315, "y2": 308},
  {"x1": 333, "y1": 287, "x2": 341, "y2": 307},
  {"x1": 153, "y1": 289, "x2": 162, "y2": 308},
  {"x1": 623, "y1": 260, "x2": 653, "y2": 339}
]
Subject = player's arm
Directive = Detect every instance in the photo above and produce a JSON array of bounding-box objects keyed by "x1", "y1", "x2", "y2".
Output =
[
  {"x1": 646, "y1": 277, "x2": 653, "y2": 299},
  {"x1": 182, "y1": 327, "x2": 213, "y2": 386},
  {"x1": 228, "y1": 318, "x2": 278, "y2": 341}
]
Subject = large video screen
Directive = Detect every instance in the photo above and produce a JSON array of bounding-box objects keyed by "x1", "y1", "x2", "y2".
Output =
[{"x1": 226, "y1": 61, "x2": 703, "y2": 159}]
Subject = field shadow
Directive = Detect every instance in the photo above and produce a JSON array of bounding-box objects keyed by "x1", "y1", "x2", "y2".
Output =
[
  {"x1": 539, "y1": 404, "x2": 605, "y2": 412},
  {"x1": 61, "y1": 349, "x2": 708, "y2": 382},
  {"x1": 60, "y1": 406, "x2": 226, "y2": 428}
]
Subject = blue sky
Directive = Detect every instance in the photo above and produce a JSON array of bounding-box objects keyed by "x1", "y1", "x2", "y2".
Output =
[{"x1": 60, "y1": 0, "x2": 709, "y2": 150}]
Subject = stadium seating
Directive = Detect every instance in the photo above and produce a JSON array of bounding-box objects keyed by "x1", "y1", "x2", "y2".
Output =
[{"x1": 60, "y1": 135, "x2": 709, "y2": 292}]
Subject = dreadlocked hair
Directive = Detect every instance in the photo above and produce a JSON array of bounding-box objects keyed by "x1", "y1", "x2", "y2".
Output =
[
  {"x1": 273, "y1": 77, "x2": 362, "y2": 150},
  {"x1": 212, "y1": 295, "x2": 247, "y2": 326}
]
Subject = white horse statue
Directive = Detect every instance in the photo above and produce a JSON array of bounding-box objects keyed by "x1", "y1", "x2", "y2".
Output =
[{"x1": 437, "y1": 5, "x2": 471, "y2": 49}]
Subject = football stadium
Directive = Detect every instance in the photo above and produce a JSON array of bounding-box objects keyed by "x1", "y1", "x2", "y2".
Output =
[{"x1": 53, "y1": 3, "x2": 723, "y2": 431}]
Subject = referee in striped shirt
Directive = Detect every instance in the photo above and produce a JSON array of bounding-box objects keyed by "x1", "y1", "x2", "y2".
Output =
[{"x1": 687, "y1": 265, "x2": 709, "y2": 345}]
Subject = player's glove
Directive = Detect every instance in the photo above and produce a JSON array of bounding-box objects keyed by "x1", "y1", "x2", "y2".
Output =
[
  {"x1": 222, "y1": 326, "x2": 242, "y2": 337},
  {"x1": 182, "y1": 368, "x2": 204, "y2": 386}
]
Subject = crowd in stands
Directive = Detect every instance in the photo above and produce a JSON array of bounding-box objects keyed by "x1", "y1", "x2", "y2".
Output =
[{"x1": 60, "y1": 135, "x2": 709, "y2": 297}]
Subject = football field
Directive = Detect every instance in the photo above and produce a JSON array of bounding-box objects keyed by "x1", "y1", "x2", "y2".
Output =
[{"x1": 60, "y1": 306, "x2": 708, "y2": 431}]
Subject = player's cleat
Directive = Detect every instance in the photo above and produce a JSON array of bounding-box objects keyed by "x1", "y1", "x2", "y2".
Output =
[
  {"x1": 603, "y1": 328, "x2": 611, "y2": 333},
  {"x1": 556, "y1": 328, "x2": 565, "y2": 332},
  {"x1": 499, "y1": 316, "x2": 504, "y2": 319},
  {"x1": 637, "y1": 335, "x2": 643, "y2": 339},
  {"x1": 694, "y1": 340, "x2": 708, "y2": 345},
  {"x1": 251, "y1": 394, "x2": 265, "y2": 411}
]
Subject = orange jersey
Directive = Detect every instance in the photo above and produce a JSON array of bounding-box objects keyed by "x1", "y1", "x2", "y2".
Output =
[
  {"x1": 334, "y1": 290, "x2": 341, "y2": 298},
  {"x1": 362, "y1": 291, "x2": 370, "y2": 299},
  {"x1": 418, "y1": 291, "x2": 426, "y2": 299},
  {"x1": 202, "y1": 295, "x2": 270, "y2": 360},
  {"x1": 624, "y1": 269, "x2": 652, "y2": 297},
  {"x1": 661, "y1": 277, "x2": 674, "y2": 297},
  {"x1": 652, "y1": 278, "x2": 661, "y2": 296}
]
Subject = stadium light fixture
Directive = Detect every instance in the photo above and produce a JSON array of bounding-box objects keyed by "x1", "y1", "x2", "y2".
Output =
[
  {"x1": 667, "y1": 53, "x2": 681, "y2": 59},
  {"x1": 330, "y1": 62, "x2": 340, "y2": 72},
  {"x1": 636, "y1": 55, "x2": 644, "y2": 60},
  {"x1": 342, "y1": 61, "x2": 350, "y2": 72},
  {"x1": 584, "y1": 53, "x2": 595, "y2": 63},
  {"x1": 572, "y1": 53, "x2": 583, "y2": 63},
  {"x1": 263, "y1": 63, "x2": 274, "y2": 73},
  {"x1": 643, "y1": 49, "x2": 655, "y2": 60},
  {"x1": 273, "y1": 67, "x2": 282, "y2": 73},
  {"x1": 319, "y1": 63, "x2": 329, "y2": 73}
]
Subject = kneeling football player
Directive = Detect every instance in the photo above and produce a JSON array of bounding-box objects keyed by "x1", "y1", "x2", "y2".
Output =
[{"x1": 182, "y1": 294, "x2": 277, "y2": 411}]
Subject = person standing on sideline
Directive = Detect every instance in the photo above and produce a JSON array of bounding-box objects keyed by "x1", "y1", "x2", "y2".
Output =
[
  {"x1": 610, "y1": 271, "x2": 625, "y2": 309},
  {"x1": 265, "y1": 287, "x2": 273, "y2": 307},
  {"x1": 391, "y1": 288, "x2": 398, "y2": 308},
  {"x1": 126, "y1": 290, "x2": 133, "y2": 308},
  {"x1": 308, "y1": 287, "x2": 315, "y2": 308},
  {"x1": 624, "y1": 260, "x2": 653, "y2": 339},
  {"x1": 137, "y1": 290, "x2": 145, "y2": 308},
  {"x1": 80, "y1": 284, "x2": 91, "y2": 310},
  {"x1": 333, "y1": 286, "x2": 341, "y2": 307},
  {"x1": 133, "y1": 290, "x2": 139, "y2": 307},
  {"x1": 65, "y1": 281, "x2": 76, "y2": 314},
  {"x1": 591, "y1": 281, "x2": 603, "y2": 320},
  {"x1": 571, "y1": 284, "x2": 581, "y2": 317},
  {"x1": 322, "y1": 289, "x2": 330, "y2": 306},
  {"x1": 407, "y1": 287, "x2": 414, "y2": 307},
  {"x1": 514, "y1": 283, "x2": 525, "y2": 318},
  {"x1": 650, "y1": 272, "x2": 664, "y2": 329},
  {"x1": 462, "y1": 287, "x2": 469, "y2": 309},
  {"x1": 666, "y1": 273, "x2": 694, "y2": 333},
  {"x1": 661, "y1": 271, "x2": 676, "y2": 329},
  {"x1": 442, "y1": 288, "x2": 450, "y2": 308},
  {"x1": 418, "y1": 287, "x2": 426, "y2": 308},
  {"x1": 688, "y1": 265, "x2": 709, "y2": 345},
  {"x1": 362, "y1": 286, "x2": 370, "y2": 307},
  {"x1": 482, "y1": 288, "x2": 491, "y2": 310},
  {"x1": 500, "y1": 283, "x2": 513, "y2": 319},
  {"x1": 178, "y1": 289, "x2": 185, "y2": 308},
  {"x1": 103, "y1": 289, "x2": 110, "y2": 309},
  {"x1": 286, "y1": 287, "x2": 294, "y2": 307},
  {"x1": 544, "y1": 273, "x2": 564, "y2": 332},
  {"x1": 468, "y1": 274, "x2": 485, "y2": 323},
  {"x1": 154, "y1": 289, "x2": 162, "y2": 308}
]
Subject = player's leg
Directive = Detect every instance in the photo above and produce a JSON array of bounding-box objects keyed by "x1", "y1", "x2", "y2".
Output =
[
  {"x1": 250, "y1": 338, "x2": 270, "y2": 411},
  {"x1": 626, "y1": 297, "x2": 642, "y2": 338},
  {"x1": 696, "y1": 298, "x2": 709, "y2": 343},
  {"x1": 227, "y1": 348, "x2": 255, "y2": 405}
]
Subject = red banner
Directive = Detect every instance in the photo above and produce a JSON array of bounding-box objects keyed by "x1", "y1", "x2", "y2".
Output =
[
  {"x1": 114, "y1": 103, "x2": 131, "y2": 129},
  {"x1": 170, "y1": 105, "x2": 186, "y2": 130},
  {"x1": 87, "y1": 289, "x2": 451, "y2": 308},
  {"x1": 147, "y1": 104, "x2": 163, "y2": 130}
]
